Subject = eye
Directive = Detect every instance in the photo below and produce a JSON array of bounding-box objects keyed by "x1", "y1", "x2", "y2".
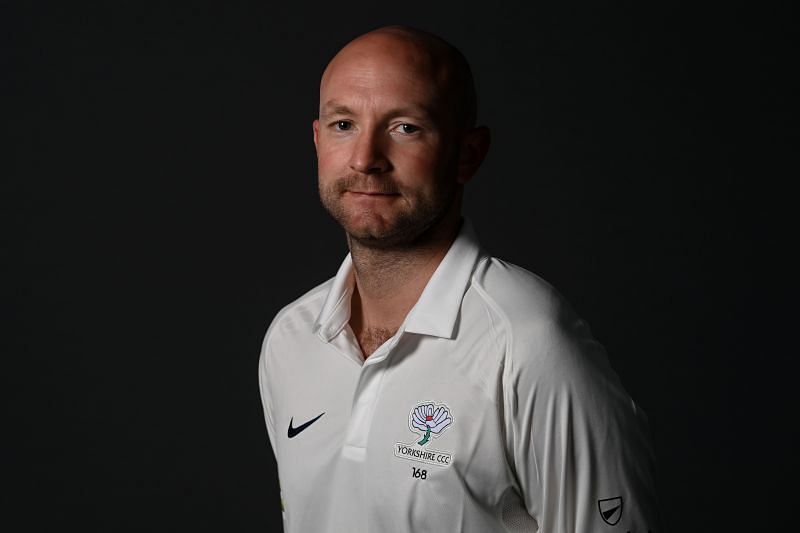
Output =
[
  {"x1": 334, "y1": 120, "x2": 352, "y2": 131},
  {"x1": 394, "y1": 123, "x2": 420, "y2": 135}
]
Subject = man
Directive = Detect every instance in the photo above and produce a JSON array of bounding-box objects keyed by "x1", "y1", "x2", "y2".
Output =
[{"x1": 259, "y1": 26, "x2": 661, "y2": 532}]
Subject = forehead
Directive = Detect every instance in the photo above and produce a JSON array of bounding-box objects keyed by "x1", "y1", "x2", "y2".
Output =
[{"x1": 320, "y1": 35, "x2": 449, "y2": 112}]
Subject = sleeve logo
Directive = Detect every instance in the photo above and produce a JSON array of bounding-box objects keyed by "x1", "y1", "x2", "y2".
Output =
[
  {"x1": 598, "y1": 496, "x2": 623, "y2": 526},
  {"x1": 393, "y1": 401, "x2": 455, "y2": 468}
]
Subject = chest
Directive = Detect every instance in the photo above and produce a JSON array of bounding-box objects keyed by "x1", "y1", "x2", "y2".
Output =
[
  {"x1": 267, "y1": 329, "x2": 513, "y2": 529},
  {"x1": 356, "y1": 326, "x2": 395, "y2": 358}
]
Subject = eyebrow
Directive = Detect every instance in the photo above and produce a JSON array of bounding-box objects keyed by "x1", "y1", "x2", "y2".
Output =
[
  {"x1": 320, "y1": 101, "x2": 439, "y2": 122},
  {"x1": 320, "y1": 103, "x2": 356, "y2": 117}
]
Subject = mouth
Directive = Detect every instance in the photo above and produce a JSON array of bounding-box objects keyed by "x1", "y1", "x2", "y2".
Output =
[
  {"x1": 346, "y1": 190, "x2": 400, "y2": 197},
  {"x1": 343, "y1": 190, "x2": 402, "y2": 207}
]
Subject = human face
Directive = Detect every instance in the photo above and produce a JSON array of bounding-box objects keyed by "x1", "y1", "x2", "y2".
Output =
[{"x1": 314, "y1": 37, "x2": 463, "y2": 248}]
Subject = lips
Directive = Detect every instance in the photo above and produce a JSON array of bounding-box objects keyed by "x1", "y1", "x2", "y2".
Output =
[
  {"x1": 348, "y1": 191, "x2": 399, "y2": 195},
  {"x1": 343, "y1": 190, "x2": 401, "y2": 206},
  {"x1": 336, "y1": 176, "x2": 401, "y2": 196}
]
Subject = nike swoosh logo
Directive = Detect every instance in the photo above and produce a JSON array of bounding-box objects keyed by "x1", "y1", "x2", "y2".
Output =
[{"x1": 287, "y1": 412, "x2": 325, "y2": 438}]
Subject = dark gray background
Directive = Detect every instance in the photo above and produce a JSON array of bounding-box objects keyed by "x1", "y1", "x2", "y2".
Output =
[{"x1": 3, "y1": 1, "x2": 793, "y2": 531}]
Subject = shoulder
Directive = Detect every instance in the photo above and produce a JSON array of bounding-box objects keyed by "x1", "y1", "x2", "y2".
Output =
[
  {"x1": 470, "y1": 256, "x2": 613, "y2": 384},
  {"x1": 260, "y1": 277, "x2": 333, "y2": 353},
  {"x1": 470, "y1": 256, "x2": 579, "y2": 350},
  {"x1": 471, "y1": 256, "x2": 567, "y2": 326}
]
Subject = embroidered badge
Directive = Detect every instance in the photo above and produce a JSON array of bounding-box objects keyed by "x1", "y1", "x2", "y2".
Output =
[
  {"x1": 393, "y1": 401, "x2": 455, "y2": 468},
  {"x1": 598, "y1": 496, "x2": 623, "y2": 526}
]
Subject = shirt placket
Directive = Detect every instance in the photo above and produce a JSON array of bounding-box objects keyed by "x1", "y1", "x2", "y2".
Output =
[{"x1": 341, "y1": 330, "x2": 404, "y2": 462}]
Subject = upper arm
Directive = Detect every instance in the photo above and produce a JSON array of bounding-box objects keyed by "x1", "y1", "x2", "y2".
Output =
[
  {"x1": 503, "y1": 313, "x2": 662, "y2": 532},
  {"x1": 258, "y1": 324, "x2": 278, "y2": 455}
]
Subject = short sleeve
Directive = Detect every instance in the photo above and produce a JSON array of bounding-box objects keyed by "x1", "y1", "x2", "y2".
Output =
[{"x1": 503, "y1": 312, "x2": 662, "y2": 532}]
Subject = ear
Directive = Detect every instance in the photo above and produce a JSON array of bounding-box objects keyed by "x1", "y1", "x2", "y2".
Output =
[
  {"x1": 456, "y1": 126, "x2": 491, "y2": 185},
  {"x1": 312, "y1": 119, "x2": 320, "y2": 152}
]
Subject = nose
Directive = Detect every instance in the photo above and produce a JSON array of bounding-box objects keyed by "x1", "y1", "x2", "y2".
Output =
[{"x1": 348, "y1": 129, "x2": 391, "y2": 174}]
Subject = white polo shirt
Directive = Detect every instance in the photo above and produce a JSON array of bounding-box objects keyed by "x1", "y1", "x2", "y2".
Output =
[{"x1": 258, "y1": 221, "x2": 661, "y2": 532}]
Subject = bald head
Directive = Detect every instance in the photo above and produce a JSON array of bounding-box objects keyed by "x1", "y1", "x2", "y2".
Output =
[{"x1": 320, "y1": 26, "x2": 478, "y2": 130}]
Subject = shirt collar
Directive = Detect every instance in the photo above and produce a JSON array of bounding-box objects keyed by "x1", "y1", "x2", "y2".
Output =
[{"x1": 314, "y1": 219, "x2": 482, "y2": 342}]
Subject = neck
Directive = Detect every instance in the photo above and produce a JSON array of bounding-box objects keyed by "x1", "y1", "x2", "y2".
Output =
[{"x1": 348, "y1": 213, "x2": 462, "y2": 357}]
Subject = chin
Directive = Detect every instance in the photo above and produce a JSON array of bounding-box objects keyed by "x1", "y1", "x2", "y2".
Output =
[
  {"x1": 347, "y1": 215, "x2": 446, "y2": 250},
  {"x1": 344, "y1": 216, "x2": 399, "y2": 241}
]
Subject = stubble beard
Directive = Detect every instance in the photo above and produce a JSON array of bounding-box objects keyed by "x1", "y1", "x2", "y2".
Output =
[{"x1": 318, "y1": 174, "x2": 459, "y2": 250}]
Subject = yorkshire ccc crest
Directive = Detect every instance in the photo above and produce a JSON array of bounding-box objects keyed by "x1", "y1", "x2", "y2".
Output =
[{"x1": 393, "y1": 401, "x2": 455, "y2": 468}]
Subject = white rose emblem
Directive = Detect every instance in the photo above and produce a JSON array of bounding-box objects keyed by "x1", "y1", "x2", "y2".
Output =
[{"x1": 411, "y1": 403, "x2": 453, "y2": 445}]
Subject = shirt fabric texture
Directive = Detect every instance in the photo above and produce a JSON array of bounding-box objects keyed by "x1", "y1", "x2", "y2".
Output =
[{"x1": 258, "y1": 220, "x2": 661, "y2": 532}]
